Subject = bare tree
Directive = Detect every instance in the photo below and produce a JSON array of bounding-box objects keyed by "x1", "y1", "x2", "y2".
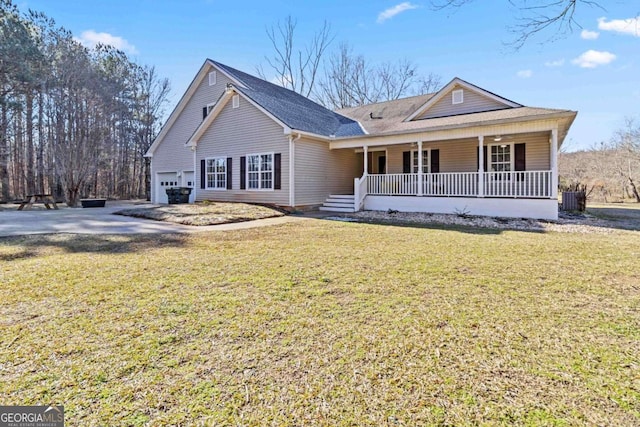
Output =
[
  {"x1": 258, "y1": 16, "x2": 333, "y2": 98},
  {"x1": 316, "y1": 43, "x2": 443, "y2": 110},
  {"x1": 430, "y1": 0, "x2": 604, "y2": 49}
]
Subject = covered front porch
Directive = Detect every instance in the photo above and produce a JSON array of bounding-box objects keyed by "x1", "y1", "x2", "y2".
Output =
[{"x1": 329, "y1": 127, "x2": 561, "y2": 220}]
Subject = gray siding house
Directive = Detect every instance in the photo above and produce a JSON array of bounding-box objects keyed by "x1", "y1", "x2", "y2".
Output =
[{"x1": 145, "y1": 59, "x2": 576, "y2": 220}]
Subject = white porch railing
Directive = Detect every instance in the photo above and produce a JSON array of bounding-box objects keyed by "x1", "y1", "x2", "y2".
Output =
[
  {"x1": 423, "y1": 172, "x2": 478, "y2": 196},
  {"x1": 484, "y1": 171, "x2": 552, "y2": 198},
  {"x1": 360, "y1": 170, "x2": 553, "y2": 200},
  {"x1": 368, "y1": 173, "x2": 418, "y2": 195}
]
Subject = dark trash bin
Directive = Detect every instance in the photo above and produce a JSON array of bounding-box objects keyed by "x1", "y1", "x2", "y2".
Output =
[{"x1": 166, "y1": 187, "x2": 192, "y2": 204}]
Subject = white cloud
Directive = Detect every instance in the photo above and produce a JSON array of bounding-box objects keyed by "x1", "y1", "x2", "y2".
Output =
[
  {"x1": 598, "y1": 16, "x2": 640, "y2": 37},
  {"x1": 516, "y1": 70, "x2": 533, "y2": 78},
  {"x1": 571, "y1": 50, "x2": 616, "y2": 68},
  {"x1": 74, "y1": 30, "x2": 138, "y2": 54},
  {"x1": 544, "y1": 59, "x2": 565, "y2": 67},
  {"x1": 377, "y1": 2, "x2": 419, "y2": 23},
  {"x1": 580, "y1": 29, "x2": 599, "y2": 40}
]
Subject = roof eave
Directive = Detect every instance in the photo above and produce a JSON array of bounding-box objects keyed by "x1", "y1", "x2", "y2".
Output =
[{"x1": 334, "y1": 110, "x2": 577, "y2": 142}]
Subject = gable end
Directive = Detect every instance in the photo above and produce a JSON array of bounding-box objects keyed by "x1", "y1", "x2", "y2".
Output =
[{"x1": 404, "y1": 78, "x2": 522, "y2": 122}]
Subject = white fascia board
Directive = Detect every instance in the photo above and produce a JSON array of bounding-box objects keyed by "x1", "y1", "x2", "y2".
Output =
[
  {"x1": 329, "y1": 113, "x2": 574, "y2": 149},
  {"x1": 291, "y1": 129, "x2": 331, "y2": 142}
]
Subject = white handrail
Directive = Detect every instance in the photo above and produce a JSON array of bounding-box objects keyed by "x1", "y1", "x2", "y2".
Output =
[{"x1": 353, "y1": 174, "x2": 367, "y2": 211}]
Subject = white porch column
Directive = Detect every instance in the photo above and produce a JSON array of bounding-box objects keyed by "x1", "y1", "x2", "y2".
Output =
[
  {"x1": 551, "y1": 128, "x2": 558, "y2": 199},
  {"x1": 417, "y1": 140, "x2": 423, "y2": 196},
  {"x1": 478, "y1": 135, "x2": 484, "y2": 198},
  {"x1": 363, "y1": 145, "x2": 369, "y2": 175}
]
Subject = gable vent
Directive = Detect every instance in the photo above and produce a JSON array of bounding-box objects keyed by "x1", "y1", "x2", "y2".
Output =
[
  {"x1": 232, "y1": 95, "x2": 239, "y2": 109},
  {"x1": 452, "y1": 89, "x2": 463, "y2": 105},
  {"x1": 208, "y1": 71, "x2": 217, "y2": 86}
]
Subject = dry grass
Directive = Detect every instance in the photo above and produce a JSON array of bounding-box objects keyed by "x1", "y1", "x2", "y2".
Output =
[
  {"x1": 1, "y1": 221, "x2": 639, "y2": 426},
  {"x1": 113, "y1": 202, "x2": 285, "y2": 226}
]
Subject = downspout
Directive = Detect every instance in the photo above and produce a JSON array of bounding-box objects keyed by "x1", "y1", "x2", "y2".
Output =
[
  {"x1": 192, "y1": 144, "x2": 197, "y2": 203},
  {"x1": 289, "y1": 133, "x2": 301, "y2": 207}
]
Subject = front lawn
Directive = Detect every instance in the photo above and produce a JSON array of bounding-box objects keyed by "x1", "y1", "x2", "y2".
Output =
[
  {"x1": 114, "y1": 202, "x2": 285, "y2": 225},
  {"x1": 0, "y1": 221, "x2": 638, "y2": 425}
]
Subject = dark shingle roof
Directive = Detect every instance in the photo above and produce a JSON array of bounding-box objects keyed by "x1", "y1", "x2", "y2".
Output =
[{"x1": 211, "y1": 60, "x2": 364, "y2": 138}]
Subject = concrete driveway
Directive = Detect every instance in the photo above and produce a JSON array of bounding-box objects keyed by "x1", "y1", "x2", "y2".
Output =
[{"x1": 0, "y1": 201, "x2": 301, "y2": 237}]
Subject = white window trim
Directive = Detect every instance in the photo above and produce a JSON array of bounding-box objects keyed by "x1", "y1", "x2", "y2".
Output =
[
  {"x1": 411, "y1": 149, "x2": 430, "y2": 173},
  {"x1": 488, "y1": 143, "x2": 514, "y2": 173},
  {"x1": 206, "y1": 102, "x2": 216, "y2": 114},
  {"x1": 246, "y1": 152, "x2": 274, "y2": 191},
  {"x1": 232, "y1": 95, "x2": 240, "y2": 109},
  {"x1": 208, "y1": 71, "x2": 217, "y2": 86},
  {"x1": 452, "y1": 89, "x2": 464, "y2": 105},
  {"x1": 205, "y1": 156, "x2": 227, "y2": 190}
]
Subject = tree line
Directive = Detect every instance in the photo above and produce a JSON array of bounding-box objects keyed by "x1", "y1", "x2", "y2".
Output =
[{"x1": 0, "y1": 0, "x2": 169, "y2": 206}]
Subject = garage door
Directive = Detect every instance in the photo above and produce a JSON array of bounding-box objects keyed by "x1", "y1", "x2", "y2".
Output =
[
  {"x1": 182, "y1": 171, "x2": 195, "y2": 203},
  {"x1": 156, "y1": 172, "x2": 178, "y2": 204}
]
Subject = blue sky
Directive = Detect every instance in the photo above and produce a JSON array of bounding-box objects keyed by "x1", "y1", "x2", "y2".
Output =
[{"x1": 19, "y1": 0, "x2": 640, "y2": 151}]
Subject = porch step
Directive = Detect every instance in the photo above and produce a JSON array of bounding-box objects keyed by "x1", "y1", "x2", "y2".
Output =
[
  {"x1": 327, "y1": 194, "x2": 354, "y2": 200},
  {"x1": 319, "y1": 194, "x2": 356, "y2": 213},
  {"x1": 323, "y1": 202, "x2": 354, "y2": 208},
  {"x1": 319, "y1": 206, "x2": 355, "y2": 213}
]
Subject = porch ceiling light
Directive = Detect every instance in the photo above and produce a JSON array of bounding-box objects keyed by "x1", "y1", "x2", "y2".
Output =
[{"x1": 493, "y1": 135, "x2": 502, "y2": 142}]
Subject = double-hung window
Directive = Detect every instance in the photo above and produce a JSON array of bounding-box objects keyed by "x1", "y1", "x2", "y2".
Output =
[
  {"x1": 206, "y1": 157, "x2": 227, "y2": 190},
  {"x1": 490, "y1": 145, "x2": 511, "y2": 172},
  {"x1": 247, "y1": 153, "x2": 273, "y2": 190},
  {"x1": 411, "y1": 150, "x2": 429, "y2": 173}
]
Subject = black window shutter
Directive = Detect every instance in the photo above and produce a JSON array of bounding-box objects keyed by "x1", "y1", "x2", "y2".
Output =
[
  {"x1": 477, "y1": 146, "x2": 488, "y2": 171},
  {"x1": 430, "y1": 149, "x2": 440, "y2": 173},
  {"x1": 200, "y1": 159, "x2": 206, "y2": 189},
  {"x1": 514, "y1": 143, "x2": 526, "y2": 171},
  {"x1": 226, "y1": 157, "x2": 233, "y2": 189},
  {"x1": 240, "y1": 156, "x2": 246, "y2": 189},
  {"x1": 514, "y1": 143, "x2": 526, "y2": 181},
  {"x1": 402, "y1": 151, "x2": 410, "y2": 173},
  {"x1": 274, "y1": 153, "x2": 282, "y2": 190},
  {"x1": 202, "y1": 107, "x2": 207, "y2": 120}
]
